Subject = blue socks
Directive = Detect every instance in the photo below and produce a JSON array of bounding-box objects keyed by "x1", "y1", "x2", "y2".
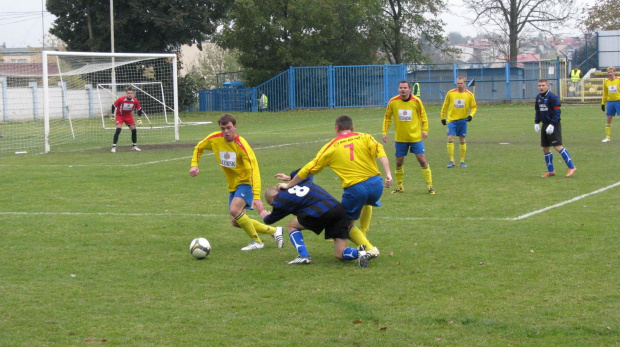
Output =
[
  {"x1": 289, "y1": 230, "x2": 309, "y2": 258},
  {"x1": 290, "y1": 229, "x2": 360, "y2": 260},
  {"x1": 341, "y1": 247, "x2": 358, "y2": 260},
  {"x1": 559, "y1": 148, "x2": 575, "y2": 169},
  {"x1": 544, "y1": 152, "x2": 554, "y2": 172}
]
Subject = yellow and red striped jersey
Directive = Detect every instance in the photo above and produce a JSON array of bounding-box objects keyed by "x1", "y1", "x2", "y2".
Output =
[
  {"x1": 191, "y1": 131, "x2": 262, "y2": 199},
  {"x1": 441, "y1": 88, "x2": 477, "y2": 122},
  {"x1": 602, "y1": 78, "x2": 620, "y2": 103},
  {"x1": 382, "y1": 95, "x2": 429, "y2": 143},
  {"x1": 297, "y1": 132, "x2": 387, "y2": 188}
]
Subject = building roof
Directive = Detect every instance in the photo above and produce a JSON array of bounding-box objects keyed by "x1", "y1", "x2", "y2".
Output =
[
  {"x1": 516, "y1": 53, "x2": 540, "y2": 63},
  {"x1": 0, "y1": 46, "x2": 60, "y2": 54}
]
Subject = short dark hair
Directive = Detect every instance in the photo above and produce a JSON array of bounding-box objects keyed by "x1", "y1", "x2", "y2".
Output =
[
  {"x1": 538, "y1": 79, "x2": 548, "y2": 84},
  {"x1": 218, "y1": 113, "x2": 237, "y2": 126},
  {"x1": 126, "y1": 87, "x2": 134, "y2": 92},
  {"x1": 335, "y1": 115, "x2": 353, "y2": 131},
  {"x1": 399, "y1": 80, "x2": 410, "y2": 87}
]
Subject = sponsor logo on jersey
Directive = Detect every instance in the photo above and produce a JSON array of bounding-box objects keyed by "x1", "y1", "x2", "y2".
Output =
[{"x1": 219, "y1": 151, "x2": 237, "y2": 168}]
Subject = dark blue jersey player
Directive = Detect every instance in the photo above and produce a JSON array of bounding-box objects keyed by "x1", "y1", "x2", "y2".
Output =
[
  {"x1": 534, "y1": 79, "x2": 577, "y2": 178},
  {"x1": 261, "y1": 169, "x2": 373, "y2": 267}
]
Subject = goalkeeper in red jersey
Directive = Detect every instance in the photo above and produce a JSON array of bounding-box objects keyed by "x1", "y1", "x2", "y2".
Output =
[
  {"x1": 190, "y1": 113, "x2": 284, "y2": 251},
  {"x1": 110, "y1": 87, "x2": 143, "y2": 152}
]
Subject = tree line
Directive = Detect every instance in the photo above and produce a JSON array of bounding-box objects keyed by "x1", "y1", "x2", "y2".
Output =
[{"x1": 47, "y1": 0, "x2": 618, "y2": 88}]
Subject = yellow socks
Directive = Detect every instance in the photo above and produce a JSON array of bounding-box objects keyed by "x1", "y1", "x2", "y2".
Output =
[
  {"x1": 395, "y1": 166, "x2": 404, "y2": 188},
  {"x1": 421, "y1": 166, "x2": 433, "y2": 189},
  {"x1": 606, "y1": 124, "x2": 612, "y2": 139},
  {"x1": 460, "y1": 141, "x2": 467, "y2": 163},
  {"x1": 447, "y1": 141, "x2": 454, "y2": 162},
  {"x1": 360, "y1": 205, "x2": 372, "y2": 234},
  {"x1": 348, "y1": 226, "x2": 375, "y2": 251},
  {"x1": 251, "y1": 219, "x2": 276, "y2": 235},
  {"x1": 235, "y1": 212, "x2": 261, "y2": 243}
]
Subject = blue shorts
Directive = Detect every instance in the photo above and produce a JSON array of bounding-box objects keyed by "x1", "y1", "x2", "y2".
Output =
[
  {"x1": 341, "y1": 175, "x2": 383, "y2": 220},
  {"x1": 447, "y1": 119, "x2": 468, "y2": 137},
  {"x1": 229, "y1": 184, "x2": 254, "y2": 210},
  {"x1": 606, "y1": 100, "x2": 620, "y2": 116},
  {"x1": 394, "y1": 141, "x2": 425, "y2": 157}
]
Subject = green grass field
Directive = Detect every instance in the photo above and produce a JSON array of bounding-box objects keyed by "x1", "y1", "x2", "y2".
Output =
[{"x1": 1, "y1": 104, "x2": 619, "y2": 346}]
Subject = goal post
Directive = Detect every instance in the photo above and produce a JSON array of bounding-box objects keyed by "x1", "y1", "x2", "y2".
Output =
[{"x1": 40, "y1": 51, "x2": 179, "y2": 153}]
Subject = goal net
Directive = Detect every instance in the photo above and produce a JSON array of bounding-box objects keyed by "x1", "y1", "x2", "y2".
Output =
[
  {"x1": 97, "y1": 81, "x2": 175, "y2": 129},
  {"x1": 0, "y1": 51, "x2": 179, "y2": 155}
]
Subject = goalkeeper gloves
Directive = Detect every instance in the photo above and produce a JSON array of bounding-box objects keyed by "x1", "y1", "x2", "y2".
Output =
[
  {"x1": 534, "y1": 123, "x2": 540, "y2": 132},
  {"x1": 136, "y1": 118, "x2": 143, "y2": 125},
  {"x1": 545, "y1": 124, "x2": 555, "y2": 135},
  {"x1": 109, "y1": 114, "x2": 115, "y2": 121},
  {"x1": 602, "y1": 104, "x2": 606, "y2": 112},
  {"x1": 441, "y1": 119, "x2": 446, "y2": 126},
  {"x1": 466, "y1": 115, "x2": 472, "y2": 122}
]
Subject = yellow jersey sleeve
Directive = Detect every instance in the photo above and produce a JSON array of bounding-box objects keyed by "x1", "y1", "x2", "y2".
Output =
[{"x1": 190, "y1": 131, "x2": 218, "y2": 167}]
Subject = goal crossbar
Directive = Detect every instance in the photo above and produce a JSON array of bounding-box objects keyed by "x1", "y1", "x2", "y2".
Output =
[{"x1": 42, "y1": 51, "x2": 179, "y2": 153}]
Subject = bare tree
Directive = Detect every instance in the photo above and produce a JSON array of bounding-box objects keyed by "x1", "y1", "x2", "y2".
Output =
[{"x1": 463, "y1": 0, "x2": 574, "y2": 62}]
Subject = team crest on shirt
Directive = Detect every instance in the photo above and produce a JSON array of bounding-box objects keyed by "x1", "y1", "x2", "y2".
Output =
[
  {"x1": 539, "y1": 102, "x2": 548, "y2": 111},
  {"x1": 219, "y1": 151, "x2": 237, "y2": 168},
  {"x1": 609, "y1": 85, "x2": 618, "y2": 93},
  {"x1": 122, "y1": 103, "x2": 134, "y2": 111},
  {"x1": 454, "y1": 99, "x2": 465, "y2": 108},
  {"x1": 398, "y1": 109, "x2": 412, "y2": 121}
]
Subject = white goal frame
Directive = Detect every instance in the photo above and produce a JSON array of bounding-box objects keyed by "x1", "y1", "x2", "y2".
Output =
[{"x1": 42, "y1": 51, "x2": 179, "y2": 153}]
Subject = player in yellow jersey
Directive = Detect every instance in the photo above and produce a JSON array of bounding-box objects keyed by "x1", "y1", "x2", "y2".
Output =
[
  {"x1": 278, "y1": 115, "x2": 393, "y2": 258},
  {"x1": 601, "y1": 66, "x2": 620, "y2": 142},
  {"x1": 382, "y1": 80, "x2": 435, "y2": 195},
  {"x1": 440, "y1": 76, "x2": 478, "y2": 168},
  {"x1": 190, "y1": 113, "x2": 284, "y2": 251}
]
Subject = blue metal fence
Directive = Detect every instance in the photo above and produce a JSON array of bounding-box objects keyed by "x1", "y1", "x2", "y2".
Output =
[{"x1": 199, "y1": 60, "x2": 562, "y2": 112}]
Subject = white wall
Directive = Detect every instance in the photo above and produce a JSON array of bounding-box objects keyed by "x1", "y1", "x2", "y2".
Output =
[{"x1": 0, "y1": 86, "x2": 116, "y2": 122}]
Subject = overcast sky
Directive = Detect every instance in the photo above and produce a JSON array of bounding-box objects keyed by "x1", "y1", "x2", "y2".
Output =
[{"x1": 0, "y1": 0, "x2": 595, "y2": 49}]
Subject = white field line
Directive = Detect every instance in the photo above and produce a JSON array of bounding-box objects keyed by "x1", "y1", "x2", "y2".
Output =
[
  {"x1": 0, "y1": 211, "x2": 224, "y2": 218},
  {"x1": 0, "y1": 137, "x2": 340, "y2": 167},
  {"x1": 2, "y1": 135, "x2": 618, "y2": 220},
  {"x1": 509, "y1": 180, "x2": 620, "y2": 220},
  {"x1": 2, "y1": 181, "x2": 618, "y2": 221}
]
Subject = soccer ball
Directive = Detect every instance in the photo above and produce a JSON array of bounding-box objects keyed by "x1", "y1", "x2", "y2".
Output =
[{"x1": 189, "y1": 238, "x2": 211, "y2": 259}]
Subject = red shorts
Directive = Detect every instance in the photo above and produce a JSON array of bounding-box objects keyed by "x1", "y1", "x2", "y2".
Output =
[{"x1": 115, "y1": 114, "x2": 135, "y2": 126}]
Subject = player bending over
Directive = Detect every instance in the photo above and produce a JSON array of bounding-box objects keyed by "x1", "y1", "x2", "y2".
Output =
[{"x1": 261, "y1": 169, "x2": 373, "y2": 267}]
